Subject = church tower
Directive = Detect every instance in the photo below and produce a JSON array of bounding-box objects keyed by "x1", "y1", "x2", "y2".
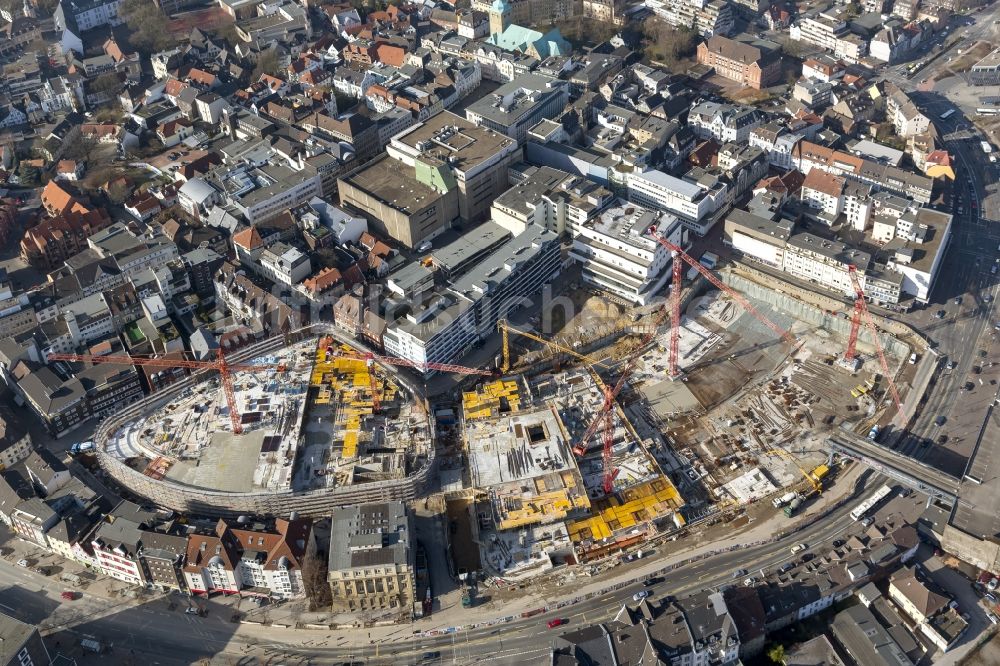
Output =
[{"x1": 489, "y1": 0, "x2": 511, "y2": 36}]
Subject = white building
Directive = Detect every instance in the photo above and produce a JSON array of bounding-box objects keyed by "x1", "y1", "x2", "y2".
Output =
[
  {"x1": 688, "y1": 102, "x2": 764, "y2": 144},
  {"x1": 259, "y1": 242, "x2": 312, "y2": 286},
  {"x1": 569, "y1": 199, "x2": 685, "y2": 305},
  {"x1": 800, "y1": 169, "x2": 844, "y2": 218},
  {"x1": 627, "y1": 169, "x2": 728, "y2": 235}
]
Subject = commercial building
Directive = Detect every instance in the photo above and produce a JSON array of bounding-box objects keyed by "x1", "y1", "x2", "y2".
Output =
[
  {"x1": 626, "y1": 169, "x2": 729, "y2": 235},
  {"x1": 789, "y1": 7, "x2": 867, "y2": 63},
  {"x1": 328, "y1": 501, "x2": 415, "y2": 614},
  {"x1": 464, "y1": 72, "x2": 569, "y2": 143},
  {"x1": 387, "y1": 111, "x2": 520, "y2": 223},
  {"x1": 338, "y1": 155, "x2": 458, "y2": 249},
  {"x1": 259, "y1": 242, "x2": 312, "y2": 287},
  {"x1": 970, "y1": 48, "x2": 1000, "y2": 86},
  {"x1": 383, "y1": 224, "x2": 562, "y2": 368},
  {"x1": 696, "y1": 35, "x2": 781, "y2": 89},
  {"x1": 569, "y1": 199, "x2": 686, "y2": 305},
  {"x1": 491, "y1": 164, "x2": 611, "y2": 236}
]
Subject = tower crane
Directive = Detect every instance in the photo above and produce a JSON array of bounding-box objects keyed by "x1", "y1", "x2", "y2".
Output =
[
  {"x1": 497, "y1": 319, "x2": 609, "y2": 374},
  {"x1": 46, "y1": 349, "x2": 287, "y2": 434},
  {"x1": 646, "y1": 228, "x2": 796, "y2": 378},
  {"x1": 844, "y1": 266, "x2": 903, "y2": 417}
]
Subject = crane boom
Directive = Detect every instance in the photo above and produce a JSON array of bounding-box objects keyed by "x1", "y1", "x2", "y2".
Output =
[
  {"x1": 648, "y1": 233, "x2": 795, "y2": 345},
  {"x1": 668, "y1": 250, "x2": 683, "y2": 378},
  {"x1": 497, "y1": 319, "x2": 608, "y2": 373},
  {"x1": 844, "y1": 267, "x2": 865, "y2": 362},
  {"x1": 847, "y1": 267, "x2": 903, "y2": 417}
]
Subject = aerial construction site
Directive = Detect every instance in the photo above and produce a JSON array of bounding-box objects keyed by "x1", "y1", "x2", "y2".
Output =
[{"x1": 445, "y1": 251, "x2": 920, "y2": 586}]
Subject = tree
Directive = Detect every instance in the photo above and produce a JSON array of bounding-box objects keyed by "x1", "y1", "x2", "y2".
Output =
[
  {"x1": 252, "y1": 48, "x2": 281, "y2": 81},
  {"x1": 120, "y1": 0, "x2": 175, "y2": 53},
  {"x1": 301, "y1": 548, "x2": 332, "y2": 611},
  {"x1": 641, "y1": 19, "x2": 696, "y2": 69},
  {"x1": 767, "y1": 644, "x2": 786, "y2": 664},
  {"x1": 89, "y1": 72, "x2": 123, "y2": 97},
  {"x1": 17, "y1": 163, "x2": 40, "y2": 187}
]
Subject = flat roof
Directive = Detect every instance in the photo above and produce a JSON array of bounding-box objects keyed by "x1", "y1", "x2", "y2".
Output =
[
  {"x1": 450, "y1": 224, "x2": 558, "y2": 299},
  {"x1": 392, "y1": 110, "x2": 516, "y2": 173},
  {"x1": 343, "y1": 156, "x2": 443, "y2": 214},
  {"x1": 631, "y1": 169, "x2": 703, "y2": 201},
  {"x1": 465, "y1": 72, "x2": 564, "y2": 126},
  {"x1": 951, "y1": 408, "x2": 1000, "y2": 539},
  {"x1": 432, "y1": 220, "x2": 511, "y2": 274}
]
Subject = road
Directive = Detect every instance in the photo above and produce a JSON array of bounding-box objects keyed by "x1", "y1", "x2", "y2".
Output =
[
  {"x1": 0, "y1": 473, "x2": 905, "y2": 665},
  {"x1": 889, "y1": 94, "x2": 1000, "y2": 474}
]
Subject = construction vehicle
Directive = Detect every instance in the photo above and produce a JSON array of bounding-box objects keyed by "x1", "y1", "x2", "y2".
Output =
[
  {"x1": 772, "y1": 491, "x2": 797, "y2": 508},
  {"x1": 842, "y1": 266, "x2": 904, "y2": 421},
  {"x1": 784, "y1": 495, "x2": 804, "y2": 517},
  {"x1": 497, "y1": 319, "x2": 608, "y2": 374}
]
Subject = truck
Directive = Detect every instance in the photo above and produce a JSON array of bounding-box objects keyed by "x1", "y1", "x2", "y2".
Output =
[
  {"x1": 70, "y1": 441, "x2": 94, "y2": 455},
  {"x1": 783, "y1": 496, "x2": 803, "y2": 517},
  {"x1": 772, "y1": 492, "x2": 797, "y2": 509}
]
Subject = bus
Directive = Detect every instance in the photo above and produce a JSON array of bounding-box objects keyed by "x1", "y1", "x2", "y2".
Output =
[
  {"x1": 939, "y1": 109, "x2": 955, "y2": 120},
  {"x1": 850, "y1": 484, "x2": 893, "y2": 522},
  {"x1": 982, "y1": 140, "x2": 994, "y2": 154}
]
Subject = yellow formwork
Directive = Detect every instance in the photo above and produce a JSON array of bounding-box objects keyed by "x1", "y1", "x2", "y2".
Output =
[
  {"x1": 462, "y1": 380, "x2": 521, "y2": 420},
  {"x1": 566, "y1": 476, "x2": 683, "y2": 544}
]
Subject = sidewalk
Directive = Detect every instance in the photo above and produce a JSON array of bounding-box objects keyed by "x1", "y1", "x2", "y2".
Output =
[{"x1": 240, "y1": 463, "x2": 865, "y2": 647}]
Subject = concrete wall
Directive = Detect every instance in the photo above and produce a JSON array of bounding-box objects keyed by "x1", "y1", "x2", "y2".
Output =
[
  {"x1": 722, "y1": 268, "x2": 911, "y2": 360},
  {"x1": 93, "y1": 324, "x2": 436, "y2": 519}
]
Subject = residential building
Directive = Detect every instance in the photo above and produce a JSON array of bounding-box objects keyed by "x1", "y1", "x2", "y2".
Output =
[
  {"x1": 464, "y1": 72, "x2": 569, "y2": 144},
  {"x1": 789, "y1": 7, "x2": 867, "y2": 62},
  {"x1": 0, "y1": 412, "x2": 32, "y2": 470},
  {"x1": 688, "y1": 102, "x2": 765, "y2": 143},
  {"x1": 831, "y1": 604, "x2": 914, "y2": 666},
  {"x1": 696, "y1": 35, "x2": 781, "y2": 89},
  {"x1": 258, "y1": 242, "x2": 311, "y2": 286},
  {"x1": 646, "y1": 0, "x2": 736, "y2": 37},
  {"x1": 884, "y1": 83, "x2": 930, "y2": 138},
  {"x1": 328, "y1": 501, "x2": 415, "y2": 614},
  {"x1": 138, "y1": 530, "x2": 188, "y2": 591},
  {"x1": 801, "y1": 169, "x2": 845, "y2": 220}
]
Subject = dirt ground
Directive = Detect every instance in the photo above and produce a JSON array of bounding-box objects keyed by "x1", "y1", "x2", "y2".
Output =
[
  {"x1": 960, "y1": 628, "x2": 1000, "y2": 666},
  {"x1": 949, "y1": 41, "x2": 995, "y2": 73},
  {"x1": 167, "y1": 7, "x2": 233, "y2": 37}
]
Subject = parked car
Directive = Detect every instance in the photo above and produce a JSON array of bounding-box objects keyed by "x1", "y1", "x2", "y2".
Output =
[
  {"x1": 936, "y1": 416, "x2": 947, "y2": 426},
  {"x1": 16, "y1": 559, "x2": 28, "y2": 568},
  {"x1": 61, "y1": 591, "x2": 77, "y2": 600},
  {"x1": 184, "y1": 607, "x2": 201, "y2": 615},
  {"x1": 778, "y1": 562, "x2": 794, "y2": 573},
  {"x1": 643, "y1": 577, "x2": 663, "y2": 587},
  {"x1": 633, "y1": 590, "x2": 651, "y2": 602},
  {"x1": 547, "y1": 618, "x2": 566, "y2": 629}
]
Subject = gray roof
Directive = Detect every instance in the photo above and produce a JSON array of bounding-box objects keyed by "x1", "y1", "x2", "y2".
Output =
[
  {"x1": 831, "y1": 604, "x2": 913, "y2": 666},
  {"x1": 464, "y1": 72, "x2": 566, "y2": 127},
  {"x1": 329, "y1": 501, "x2": 412, "y2": 572},
  {"x1": 0, "y1": 612, "x2": 41, "y2": 664},
  {"x1": 431, "y1": 221, "x2": 511, "y2": 274},
  {"x1": 449, "y1": 224, "x2": 558, "y2": 300}
]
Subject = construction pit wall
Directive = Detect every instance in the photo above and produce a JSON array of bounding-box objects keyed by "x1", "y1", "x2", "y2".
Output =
[
  {"x1": 305, "y1": 339, "x2": 428, "y2": 489},
  {"x1": 461, "y1": 372, "x2": 685, "y2": 573}
]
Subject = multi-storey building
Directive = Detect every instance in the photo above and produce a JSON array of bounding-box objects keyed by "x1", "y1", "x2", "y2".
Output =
[
  {"x1": 387, "y1": 111, "x2": 520, "y2": 223},
  {"x1": 789, "y1": 7, "x2": 867, "y2": 62},
  {"x1": 569, "y1": 199, "x2": 686, "y2": 305},
  {"x1": 688, "y1": 102, "x2": 765, "y2": 143},
  {"x1": 627, "y1": 169, "x2": 729, "y2": 235},
  {"x1": 383, "y1": 224, "x2": 562, "y2": 368},
  {"x1": 696, "y1": 35, "x2": 781, "y2": 89},
  {"x1": 646, "y1": 0, "x2": 736, "y2": 37},
  {"x1": 464, "y1": 73, "x2": 569, "y2": 144},
  {"x1": 327, "y1": 501, "x2": 415, "y2": 614}
]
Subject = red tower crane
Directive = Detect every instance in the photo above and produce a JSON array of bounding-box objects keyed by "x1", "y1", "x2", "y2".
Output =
[
  {"x1": 844, "y1": 265, "x2": 866, "y2": 362},
  {"x1": 844, "y1": 266, "x2": 904, "y2": 417},
  {"x1": 46, "y1": 349, "x2": 287, "y2": 434},
  {"x1": 647, "y1": 229, "x2": 796, "y2": 377}
]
